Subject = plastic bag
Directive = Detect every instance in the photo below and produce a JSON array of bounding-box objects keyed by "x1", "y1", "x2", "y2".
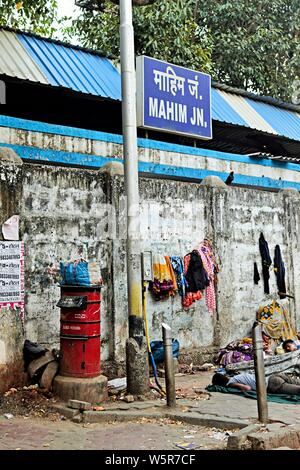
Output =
[
  {"x1": 150, "y1": 339, "x2": 179, "y2": 364},
  {"x1": 60, "y1": 259, "x2": 103, "y2": 287},
  {"x1": 23, "y1": 339, "x2": 46, "y2": 368}
]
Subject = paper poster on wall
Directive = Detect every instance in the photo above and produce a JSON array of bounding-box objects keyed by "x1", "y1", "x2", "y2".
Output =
[{"x1": 0, "y1": 241, "x2": 25, "y2": 320}]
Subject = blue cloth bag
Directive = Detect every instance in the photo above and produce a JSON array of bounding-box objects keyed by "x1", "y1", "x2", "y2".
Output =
[
  {"x1": 150, "y1": 339, "x2": 179, "y2": 364},
  {"x1": 60, "y1": 261, "x2": 91, "y2": 286}
]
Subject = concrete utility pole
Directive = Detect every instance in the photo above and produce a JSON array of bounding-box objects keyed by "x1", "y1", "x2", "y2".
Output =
[
  {"x1": 252, "y1": 322, "x2": 268, "y2": 423},
  {"x1": 119, "y1": 0, "x2": 149, "y2": 395}
]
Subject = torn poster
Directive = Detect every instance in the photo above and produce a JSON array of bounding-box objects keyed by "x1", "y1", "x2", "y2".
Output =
[{"x1": 0, "y1": 241, "x2": 25, "y2": 321}]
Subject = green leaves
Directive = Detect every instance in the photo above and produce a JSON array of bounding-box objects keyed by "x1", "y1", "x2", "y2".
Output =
[
  {"x1": 0, "y1": 0, "x2": 298, "y2": 103},
  {"x1": 197, "y1": 0, "x2": 300, "y2": 101},
  {"x1": 0, "y1": 0, "x2": 59, "y2": 36},
  {"x1": 69, "y1": 0, "x2": 213, "y2": 73}
]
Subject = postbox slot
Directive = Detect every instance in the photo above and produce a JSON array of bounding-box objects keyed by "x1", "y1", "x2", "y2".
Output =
[{"x1": 57, "y1": 296, "x2": 87, "y2": 309}]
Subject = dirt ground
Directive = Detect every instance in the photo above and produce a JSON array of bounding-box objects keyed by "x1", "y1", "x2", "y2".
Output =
[
  {"x1": 0, "y1": 414, "x2": 235, "y2": 450},
  {"x1": 0, "y1": 370, "x2": 222, "y2": 450},
  {"x1": 0, "y1": 370, "x2": 214, "y2": 418}
]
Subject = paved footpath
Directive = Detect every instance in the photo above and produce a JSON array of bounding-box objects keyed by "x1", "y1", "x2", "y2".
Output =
[
  {"x1": 2, "y1": 372, "x2": 300, "y2": 450},
  {"x1": 0, "y1": 416, "x2": 232, "y2": 450}
]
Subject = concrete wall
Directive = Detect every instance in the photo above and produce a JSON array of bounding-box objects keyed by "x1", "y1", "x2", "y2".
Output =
[
  {"x1": 0, "y1": 115, "x2": 300, "y2": 386},
  {"x1": 1, "y1": 149, "x2": 299, "y2": 388}
]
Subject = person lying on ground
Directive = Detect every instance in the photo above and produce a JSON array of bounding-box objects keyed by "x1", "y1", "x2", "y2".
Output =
[
  {"x1": 282, "y1": 339, "x2": 300, "y2": 353},
  {"x1": 212, "y1": 372, "x2": 300, "y2": 395}
]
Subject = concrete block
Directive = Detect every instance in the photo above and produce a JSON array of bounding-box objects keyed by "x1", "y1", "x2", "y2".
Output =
[
  {"x1": 227, "y1": 424, "x2": 261, "y2": 450},
  {"x1": 200, "y1": 175, "x2": 227, "y2": 188},
  {"x1": 83, "y1": 410, "x2": 161, "y2": 424},
  {"x1": 99, "y1": 162, "x2": 124, "y2": 176},
  {"x1": 50, "y1": 404, "x2": 81, "y2": 421},
  {"x1": 0, "y1": 147, "x2": 22, "y2": 165},
  {"x1": 247, "y1": 425, "x2": 300, "y2": 450},
  {"x1": 72, "y1": 414, "x2": 83, "y2": 424},
  {"x1": 39, "y1": 361, "x2": 58, "y2": 390},
  {"x1": 280, "y1": 188, "x2": 300, "y2": 197},
  {"x1": 68, "y1": 399, "x2": 92, "y2": 411},
  {"x1": 53, "y1": 374, "x2": 108, "y2": 404},
  {"x1": 28, "y1": 351, "x2": 55, "y2": 378}
]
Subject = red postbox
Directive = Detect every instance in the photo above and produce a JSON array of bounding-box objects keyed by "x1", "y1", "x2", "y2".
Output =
[{"x1": 58, "y1": 285, "x2": 101, "y2": 378}]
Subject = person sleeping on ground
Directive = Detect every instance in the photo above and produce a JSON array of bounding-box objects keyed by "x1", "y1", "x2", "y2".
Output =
[
  {"x1": 212, "y1": 372, "x2": 300, "y2": 395},
  {"x1": 282, "y1": 339, "x2": 300, "y2": 353}
]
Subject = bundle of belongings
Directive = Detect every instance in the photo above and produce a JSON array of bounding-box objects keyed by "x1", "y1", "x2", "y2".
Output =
[
  {"x1": 215, "y1": 300, "x2": 299, "y2": 369},
  {"x1": 215, "y1": 337, "x2": 254, "y2": 366},
  {"x1": 60, "y1": 259, "x2": 103, "y2": 287}
]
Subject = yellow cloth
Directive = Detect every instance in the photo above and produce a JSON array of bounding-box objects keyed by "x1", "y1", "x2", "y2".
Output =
[
  {"x1": 152, "y1": 254, "x2": 171, "y2": 282},
  {"x1": 257, "y1": 300, "x2": 297, "y2": 342},
  {"x1": 151, "y1": 254, "x2": 177, "y2": 297}
]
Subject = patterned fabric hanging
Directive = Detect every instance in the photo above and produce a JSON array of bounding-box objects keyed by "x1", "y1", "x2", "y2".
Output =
[
  {"x1": 170, "y1": 256, "x2": 187, "y2": 297},
  {"x1": 149, "y1": 254, "x2": 177, "y2": 300},
  {"x1": 197, "y1": 239, "x2": 219, "y2": 315}
]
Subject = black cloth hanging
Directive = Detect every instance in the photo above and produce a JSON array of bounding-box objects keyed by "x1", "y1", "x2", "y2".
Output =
[
  {"x1": 259, "y1": 233, "x2": 272, "y2": 294},
  {"x1": 185, "y1": 250, "x2": 210, "y2": 292},
  {"x1": 274, "y1": 245, "x2": 286, "y2": 299},
  {"x1": 254, "y1": 262, "x2": 260, "y2": 285}
]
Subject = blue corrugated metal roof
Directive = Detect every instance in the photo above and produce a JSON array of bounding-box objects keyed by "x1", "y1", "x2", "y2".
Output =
[
  {"x1": 0, "y1": 28, "x2": 299, "y2": 144},
  {"x1": 245, "y1": 97, "x2": 300, "y2": 142},
  {"x1": 18, "y1": 33, "x2": 121, "y2": 101},
  {"x1": 211, "y1": 88, "x2": 248, "y2": 127}
]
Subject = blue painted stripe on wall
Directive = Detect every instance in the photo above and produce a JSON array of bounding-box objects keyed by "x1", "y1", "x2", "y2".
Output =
[
  {"x1": 1, "y1": 143, "x2": 299, "y2": 192},
  {"x1": 1, "y1": 115, "x2": 300, "y2": 174}
]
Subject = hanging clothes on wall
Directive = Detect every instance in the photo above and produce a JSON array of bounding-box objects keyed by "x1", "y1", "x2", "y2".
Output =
[
  {"x1": 254, "y1": 262, "x2": 260, "y2": 285},
  {"x1": 182, "y1": 252, "x2": 205, "y2": 308},
  {"x1": 259, "y1": 233, "x2": 272, "y2": 294},
  {"x1": 170, "y1": 256, "x2": 187, "y2": 297},
  {"x1": 274, "y1": 245, "x2": 287, "y2": 299},
  {"x1": 185, "y1": 250, "x2": 209, "y2": 292},
  {"x1": 149, "y1": 254, "x2": 177, "y2": 300},
  {"x1": 197, "y1": 239, "x2": 219, "y2": 315}
]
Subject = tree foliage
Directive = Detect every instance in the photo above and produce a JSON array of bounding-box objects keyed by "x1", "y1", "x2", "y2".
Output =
[
  {"x1": 0, "y1": 0, "x2": 59, "y2": 36},
  {"x1": 0, "y1": 0, "x2": 298, "y2": 102},
  {"x1": 65, "y1": 0, "x2": 213, "y2": 74},
  {"x1": 196, "y1": 0, "x2": 300, "y2": 101}
]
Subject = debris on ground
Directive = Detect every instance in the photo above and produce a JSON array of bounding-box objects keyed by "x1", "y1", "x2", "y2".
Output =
[
  {"x1": 0, "y1": 386, "x2": 61, "y2": 421},
  {"x1": 175, "y1": 442, "x2": 200, "y2": 450},
  {"x1": 4, "y1": 388, "x2": 18, "y2": 397},
  {"x1": 107, "y1": 378, "x2": 127, "y2": 395},
  {"x1": 124, "y1": 395, "x2": 134, "y2": 403},
  {"x1": 179, "y1": 363, "x2": 216, "y2": 374},
  {"x1": 3, "y1": 413, "x2": 14, "y2": 419},
  {"x1": 175, "y1": 387, "x2": 211, "y2": 400}
]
